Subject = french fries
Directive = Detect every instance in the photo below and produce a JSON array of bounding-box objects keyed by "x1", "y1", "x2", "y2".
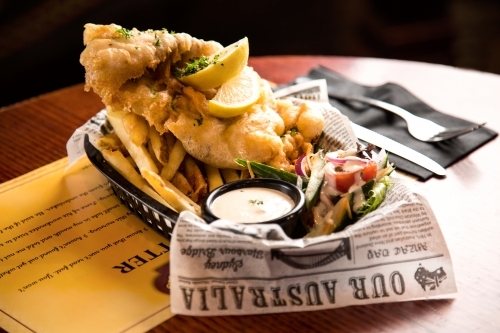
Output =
[
  {"x1": 142, "y1": 169, "x2": 201, "y2": 215},
  {"x1": 95, "y1": 132, "x2": 122, "y2": 151},
  {"x1": 107, "y1": 110, "x2": 159, "y2": 175},
  {"x1": 171, "y1": 172, "x2": 195, "y2": 200},
  {"x1": 122, "y1": 112, "x2": 149, "y2": 146},
  {"x1": 147, "y1": 141, "x2": 163, "y2": 171},
  {"x1": 148, "y1": 126, "x2": 170, "y2": 165},
  {"x1": 101, "y1": 149, "x2": 174, "y2": 210},
  {"x1": 97, "y1": 108, "x2": 252, "y2": 218},
  {"x1": 184, "y1": 155, "x2": 207, "y2": 201},
  {"x1": 204, "y1": 163, "x2": 223, "y2": 192},
  {"x1": 220, "y1": 168, "x2": 239, "y2": 183},
  {"x1": 160, "y1": 138, "x2": 186, "y2": 181}
]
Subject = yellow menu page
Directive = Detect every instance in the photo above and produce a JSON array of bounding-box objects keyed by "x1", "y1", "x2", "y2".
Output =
[{"x1": 0, "y1": 157, "x2": 173, "y2": 333}]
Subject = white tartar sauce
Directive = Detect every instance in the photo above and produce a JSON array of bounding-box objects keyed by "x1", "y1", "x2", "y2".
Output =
[{"x1": 210, "y1": 187, "x2": 295, "y2": 223}]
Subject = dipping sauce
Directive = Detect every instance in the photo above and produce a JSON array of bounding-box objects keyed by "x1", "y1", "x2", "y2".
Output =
[{"x1": 210, "y1": 187, "x2": 295, "y2": 223}]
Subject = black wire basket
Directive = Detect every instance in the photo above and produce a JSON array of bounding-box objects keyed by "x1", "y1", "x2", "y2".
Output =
[{"x1": 84, "y1": 135, "x2": 178, "y2": 239}]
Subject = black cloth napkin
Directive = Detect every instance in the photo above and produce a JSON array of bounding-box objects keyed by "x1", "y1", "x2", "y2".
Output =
[{"x1": 299, "y1": 66, "x2": 498, "y2": 180}]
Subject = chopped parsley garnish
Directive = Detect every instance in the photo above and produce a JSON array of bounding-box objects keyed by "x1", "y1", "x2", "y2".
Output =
[
  {"x1": 195, "y1": 117, "x2": 204, "y2": 126},
  {"x1": 290, "y1": 128, "x2": 299, "y2": 136},
  {"x1": 174, "y1": 56, "x2": 210, "y2": 78},
  {"x1": 154, "y1": 39, "x2": 161, "y2": 46},
  {"x1": 115, "y1": 27, "x2": 133, "y2": 39},
  {"x1": 249, "y1": 199, "x2": 264, "y2": 205},
  {"x1": 174, "y1": 54, "x2": 220, "y2": 78}
]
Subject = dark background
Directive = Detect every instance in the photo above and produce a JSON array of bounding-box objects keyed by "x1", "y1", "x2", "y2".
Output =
[{"x1": 1, "y1": 0, "x2": 499, "y2": 108}]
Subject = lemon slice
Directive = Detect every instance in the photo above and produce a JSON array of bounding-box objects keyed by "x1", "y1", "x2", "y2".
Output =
[
  {"x1": 208, "y1": 66, "x2": 260, "y2": 118},
  {"x1": 178, "y1": 37, "x2": 249, "y2": 91}
]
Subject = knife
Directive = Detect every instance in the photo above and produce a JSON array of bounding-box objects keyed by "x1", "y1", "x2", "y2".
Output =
[{"x1": 351, "y1": 122, "x2": 446, "y2": 176}]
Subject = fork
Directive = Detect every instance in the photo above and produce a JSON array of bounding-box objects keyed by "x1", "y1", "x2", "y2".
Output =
[{"x1": 328, "y1": 90, "x2": 486, "y2": 142}]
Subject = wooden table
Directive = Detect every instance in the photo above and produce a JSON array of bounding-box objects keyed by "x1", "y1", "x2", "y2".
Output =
[{"x1": 1, "y1": 56, "x2": 499, "y2": 332}]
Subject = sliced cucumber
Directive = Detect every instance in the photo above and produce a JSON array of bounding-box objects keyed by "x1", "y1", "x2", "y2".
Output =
[
  {"x1": 234, "y1": 158, "x2": 309, "y2": 189},
  {"x1": 304, "y1": 151, "x2": 326, "y2": 211}
]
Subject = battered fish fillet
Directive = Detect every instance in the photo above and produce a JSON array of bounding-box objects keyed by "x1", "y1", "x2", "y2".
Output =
[
  {"x1": 80, "y1": 24, "x2": 324, "y2": 171},
  {"x1": 166, "y1": 77, "x2": 286, "y2": 169},
  {"x1": 80, "y1": 23, "x2": 222, "y2": 106}
]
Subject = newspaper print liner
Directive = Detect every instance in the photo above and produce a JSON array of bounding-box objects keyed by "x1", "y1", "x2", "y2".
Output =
[{"x1": 66, "y1": 81, "x2": 457, "y2": 316}]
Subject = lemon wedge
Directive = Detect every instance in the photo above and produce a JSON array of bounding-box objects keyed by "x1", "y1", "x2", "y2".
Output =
[
  {"x1": 178, "y1": 37, "x2": 249, "y2": 91},
  {"x1": 208, "y1": 66, "x2": 260, "y2": 118}
]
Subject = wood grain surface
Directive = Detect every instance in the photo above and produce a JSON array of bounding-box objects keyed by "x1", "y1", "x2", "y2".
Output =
[{"x1": 1, "y1": 56, "x2": 499, "y2": 333}]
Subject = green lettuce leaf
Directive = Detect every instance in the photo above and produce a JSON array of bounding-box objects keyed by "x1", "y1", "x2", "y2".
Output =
[{"x1": 356, "y1": 176, "x2": 392, "y2": 218}]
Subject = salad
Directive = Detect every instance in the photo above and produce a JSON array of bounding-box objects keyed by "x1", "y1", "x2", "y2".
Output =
[{"x1": 235, "y1": 143, "x2": 395, "y2": 237}]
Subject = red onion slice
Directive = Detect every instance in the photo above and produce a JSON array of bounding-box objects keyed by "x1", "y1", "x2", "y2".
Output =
[
  {"x1": 326, "y1": 155, "x2": 368, "y2": 166},
  {"x1": 294, "y1": 154, "x2": 308, "y2": 177}
]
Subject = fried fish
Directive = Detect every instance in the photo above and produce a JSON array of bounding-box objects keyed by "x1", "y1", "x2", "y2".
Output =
[{"x1": 80, "y1": 24, "x2": 324, "y2": 171}]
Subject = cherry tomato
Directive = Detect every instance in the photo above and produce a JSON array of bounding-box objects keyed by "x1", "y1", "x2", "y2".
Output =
[
  {"x1": 331, "y1": 170, "x2": 356, "y2": 193},
  {"x1": 325, "y1": 160, "x2": 378, "y2": 193},
  {"x1": 361, "y1": 160, "x2": 378, "y2": 182}
]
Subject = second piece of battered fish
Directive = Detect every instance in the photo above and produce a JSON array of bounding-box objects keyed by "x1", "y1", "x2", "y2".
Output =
[{"x1": 167, "y1": 79, "x2": 285, "y2": 169}]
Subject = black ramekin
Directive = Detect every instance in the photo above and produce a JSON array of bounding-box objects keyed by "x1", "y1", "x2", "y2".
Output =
[{"x1": 201, "y1": 178, "x2": 307, "y2": 239}]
